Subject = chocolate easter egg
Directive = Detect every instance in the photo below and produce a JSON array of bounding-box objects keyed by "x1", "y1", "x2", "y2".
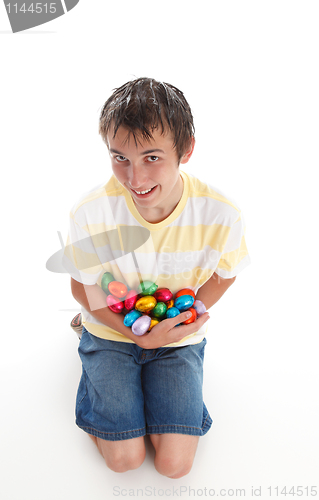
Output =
[
  {"x1": 108, "y1": 281, "x2": 128, "y2": 299},
  {"x1": 182, "y1": 307, "x2": 197, "y2": 325},
  {"x1": 101, "y1": 272, "x2": 115, "y2": 293},
  {"x1": 135, "y1": 296, "x2": 157, "y2": 312},
  {"x1": 123, "y1": 310, "x2": 142, "y2": 327},
  {"x1": 137, "y1": 280, "x2": 158, "y2": 296},
  {"x1": 165, "y1": 306, "x2": 180, "y2": 319},
  {"x1": 175, "y1": 288, "x2": 196, "y2": 299},
  {"x1": 174, "y1": 294, "x2": 195, "y2": 311},
  {"x1": 148, "y1": 318, "x2": 160, "y2": 331},
  {"x1": 124, "y1": 289, "x2": 138, "y2": 311},
  {"x1": 153, "y1": 288, "x2": 173, "y2": 302},
  {"x1": 193, "y1": 300, "x2": 206, "y2": 317},
  {"x1": 166, "y1": 299, "x2": 174, "y2": 309},
  {"x1": 132, "y1": 315, "x2": 151, "y2": 336},
  {"x1": 106, "y1": 294, "x2": 124, "y2": 313},
  {"x1": 152, "y1": 302, "x2": 167, "y2": 319}
]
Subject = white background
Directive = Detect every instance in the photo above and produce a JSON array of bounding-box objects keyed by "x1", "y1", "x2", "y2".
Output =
[{"x1": 1, "y1": 1, "x2": 318, "y2": 498}]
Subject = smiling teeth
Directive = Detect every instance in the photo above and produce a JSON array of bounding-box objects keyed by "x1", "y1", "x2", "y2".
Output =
[{"x1": 135, "y1": 188, "x2": 152, "y2": 194}]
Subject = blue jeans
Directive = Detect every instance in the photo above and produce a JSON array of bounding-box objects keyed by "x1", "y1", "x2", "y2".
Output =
[{"x1": 76, "y1": 327, "x2": 212, "y2": 441}]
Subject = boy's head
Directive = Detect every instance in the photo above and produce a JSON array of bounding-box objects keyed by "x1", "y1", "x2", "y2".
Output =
[{"x1": 99, "y1": 77, "x2": 195, "y2": 162}]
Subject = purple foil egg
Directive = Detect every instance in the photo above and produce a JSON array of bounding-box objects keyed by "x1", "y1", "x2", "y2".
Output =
[
  {"x1": 193, "y1": 300, "x2": 206, "y2": 317},
  {"x1": 132, "y1": 315, "x2": 151, "y2": 336}
]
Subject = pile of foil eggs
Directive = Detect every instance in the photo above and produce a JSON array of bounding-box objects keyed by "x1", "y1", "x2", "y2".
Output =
[{"x1": 101, "y1": 272, "x2": 206, "y2": 336}]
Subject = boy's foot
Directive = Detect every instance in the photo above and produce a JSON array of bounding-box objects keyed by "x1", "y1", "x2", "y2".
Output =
[{"x1": 70, "y1": 313, "x2": 82, "y2": 339}]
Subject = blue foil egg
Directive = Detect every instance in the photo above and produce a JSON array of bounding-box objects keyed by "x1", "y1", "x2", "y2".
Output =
[
  {"x1": 132, "y1": 315, "x2": 151, "y2": 336},
  {"x1": 174, "y1": 294, "x2": 194, "y2": 312},
  {"x1": 123, "y1": 310, "x2": 142, "y2": 327},
  {"x1": 165, "y1": 306, "x2": 181, "y2": 327},
  {"x1": 165, "y1": 307, "x2": 180, "y2": 319}
]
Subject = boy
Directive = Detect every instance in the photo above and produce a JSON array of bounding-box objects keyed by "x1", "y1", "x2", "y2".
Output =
[{"x1": 64, "y1": 78, "x2": 250, "y2": 478}]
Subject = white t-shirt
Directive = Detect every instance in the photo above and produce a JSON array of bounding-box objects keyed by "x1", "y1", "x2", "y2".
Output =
[{"x1": 63, "y1": 170, "x2": 250, "y2": 346}]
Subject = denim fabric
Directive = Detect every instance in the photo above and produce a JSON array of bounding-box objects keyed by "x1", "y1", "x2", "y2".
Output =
[{"x1": 76, "y1": 327, "x2": 212, "y2": 441}]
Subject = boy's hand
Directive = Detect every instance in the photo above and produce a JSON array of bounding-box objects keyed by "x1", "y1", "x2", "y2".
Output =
[{"x1": 136, "y1": 311, "x2": 210, "y2": 349}]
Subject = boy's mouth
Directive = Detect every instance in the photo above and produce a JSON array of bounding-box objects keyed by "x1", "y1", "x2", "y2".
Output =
[{"x1": 131, "y1": 185, "x2": 157, "y2": 198}]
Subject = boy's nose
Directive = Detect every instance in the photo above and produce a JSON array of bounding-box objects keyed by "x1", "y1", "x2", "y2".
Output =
[{"x1": 128, "y1": 164, "x2": 147, "y2": 189}]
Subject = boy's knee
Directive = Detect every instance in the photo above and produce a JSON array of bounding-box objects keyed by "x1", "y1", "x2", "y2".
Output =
[
  {"x1": 94, "y1": 435, "x2": 146, "y2": 473},
  {"x1": 105, "y1": 446, "x2": 146, "y2": 473},
  {"x1": 154, "y1": 454, "x2": 193, "y2": 479}
]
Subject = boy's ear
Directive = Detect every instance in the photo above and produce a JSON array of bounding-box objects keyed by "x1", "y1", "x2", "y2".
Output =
[{"x1": 180, "y1": 136, "x2": 195, "y2": 164}]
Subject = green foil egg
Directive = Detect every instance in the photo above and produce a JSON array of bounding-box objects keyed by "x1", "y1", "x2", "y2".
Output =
[
  {"x1": 101, "y1": 272, "x2": 115, "y2": 294},
  {"x1": 137, "y1": 280, "x2": 158, "y2": 296},
  {"x1": 152, "y1": 302, "x2": 167, "y2": 319}
]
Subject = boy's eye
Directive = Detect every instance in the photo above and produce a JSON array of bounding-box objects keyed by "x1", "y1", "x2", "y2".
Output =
[
  {"x1": 115, "y1": 155, "x2": 128, "y2": 162},
  {"x1": 147, "y1": 156, "x2": 159, "y2": 162}
]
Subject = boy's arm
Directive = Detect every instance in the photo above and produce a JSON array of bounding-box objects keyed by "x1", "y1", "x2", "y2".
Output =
[
  {"x1": 70, "y1": 278, "x2": 209, "y2": 348},
  {"x1": 71, "y1": 278, "x2": 142, "y2": 343},
  {"x1": 195, "y1": 272, "x2": 236, "y2": 310}
]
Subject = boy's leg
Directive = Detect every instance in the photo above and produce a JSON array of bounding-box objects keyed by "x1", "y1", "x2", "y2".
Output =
[
  {"x1": 142, "y1": 339, "x2": 212, "y2": 478},
  {"x1": 89, "y1": 434, "x2": 146, "y2": 473},
  {"x1": 76, "y1": 329, "x2": 147, "y2": 472},
  {"x1": 150, "y1": 434, "x2": 199, "y2": 479}
]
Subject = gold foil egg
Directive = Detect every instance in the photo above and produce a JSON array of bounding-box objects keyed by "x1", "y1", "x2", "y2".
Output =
[
  {"x1": 148, "y1": 318, "x2": 160, "y2": 331},
  {"x1": 135, "y1": 295, "x2": 157, "y2": 312}
]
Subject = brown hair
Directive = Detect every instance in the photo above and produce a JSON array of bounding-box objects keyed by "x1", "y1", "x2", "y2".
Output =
[{"x1": 99, "y1": 77, "x2": 195, "y2": 161}]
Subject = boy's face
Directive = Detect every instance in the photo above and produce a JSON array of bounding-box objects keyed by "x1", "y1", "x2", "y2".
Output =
[{"x1": 107, "y1": 125, "x2": 194, "y2": 222}]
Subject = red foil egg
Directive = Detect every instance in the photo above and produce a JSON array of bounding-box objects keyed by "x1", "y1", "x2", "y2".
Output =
[
  {"x1": 106, "y1": 294, "x2": 124, "y2": 313},
  {"x1": 175, "y1": 288, "x2": 196, "y2": 299},
  {"x1": 153, "y1": 288, "x2": 173, "y2": 302},
  {"x1": 182, "y1": 307, "x2": 197, "y2": 325},
  {"x1": 124, "y1": 289, "x2": 138, "y2": 311},
  {"x1": 108, "y1": 281, "x2": 128, "y2": 299}
]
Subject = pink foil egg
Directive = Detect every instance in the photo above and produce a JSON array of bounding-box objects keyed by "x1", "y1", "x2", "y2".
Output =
[
  {"x1": 106, "y1": 294, "x2": 124, "y2": 313},
  {"x1": 132, "y1": 315, "x2": 151, "y2": 336},
  {"x1": 124, "y1": 289, "x2": 138, "y2": 311},
  {"x1": 153, "y1": 288, "x2": 173, "y2": 302},
  {"x1": 193, "y1": 299, "x2": 206, "y2": 317}
]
